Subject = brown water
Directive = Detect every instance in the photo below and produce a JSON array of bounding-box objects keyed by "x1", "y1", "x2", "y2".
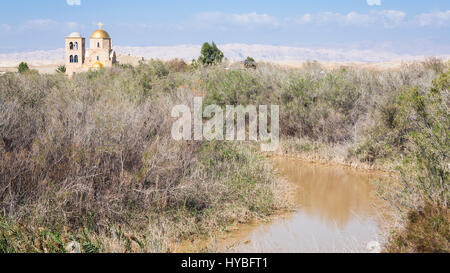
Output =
[{"x1": 224, "y1": 157, "x2": 385, "y2": 253}]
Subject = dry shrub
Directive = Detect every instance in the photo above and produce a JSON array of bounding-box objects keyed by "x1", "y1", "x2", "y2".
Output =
[
  {"x1": 0, "y1": 59, "x2": 446, "y2": 252},
  {"x1": 421, "y1": 57, "x2": 446, "y2": 74},
  {"x1": 386, "y1": 205, "x2": 449, "y2": 253},
  {"x1": 201, "y1": 62, "x2": 441, "y2": 145},
  {"x1": 167, "y1": 58, "x2": 189, "y2": 73},
  {"x1": 0, "y1": 64, "x2": 286, "y2": 252}
]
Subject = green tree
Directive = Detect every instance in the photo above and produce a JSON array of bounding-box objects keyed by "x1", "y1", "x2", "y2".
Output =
[
  {"x1": 197, "y1": 42, "x2": 224, "y2": 66},
  {"x1": 18, "y1": 62, "x2": 29, "y2": 74},
  {"x1": 56, "y1": 65, "x2": 66, "y2": 74}
]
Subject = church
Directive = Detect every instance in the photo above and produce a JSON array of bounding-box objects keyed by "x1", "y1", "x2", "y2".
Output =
[{"x1": 65, "y1": 23, "x2": 117, "y2": 76}]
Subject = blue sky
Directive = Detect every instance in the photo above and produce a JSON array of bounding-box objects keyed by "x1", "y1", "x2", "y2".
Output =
[{"x1": 0, "y1": 0, "x2": 449, "y2": 54}]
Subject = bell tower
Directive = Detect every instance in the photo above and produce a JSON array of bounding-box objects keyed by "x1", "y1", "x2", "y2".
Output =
[{"x1": 65, "y1": 32, "x2": 85, "y2": 76}]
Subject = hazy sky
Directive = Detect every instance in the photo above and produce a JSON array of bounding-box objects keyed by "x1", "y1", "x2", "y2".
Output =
[{"x1": 0, "y1": 0, "x2": 449, "y2": 54}]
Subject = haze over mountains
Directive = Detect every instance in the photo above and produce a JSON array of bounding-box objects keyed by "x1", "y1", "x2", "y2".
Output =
[{"x1": 0, "y1": 44, "x2": 449, "y2": 67}]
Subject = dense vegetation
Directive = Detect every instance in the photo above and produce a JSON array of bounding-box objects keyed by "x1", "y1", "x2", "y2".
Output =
[
  {"x1": 0, "y1": 57, "x2": 448, "y2": 252},
  {"x1": 200, "y1": 59, "x2": 449, "y2": 252},
  {"x1": 0, "y1": 62, "x2": 287, "y2": 252}
]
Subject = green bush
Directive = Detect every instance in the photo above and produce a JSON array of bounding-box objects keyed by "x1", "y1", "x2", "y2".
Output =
[
  {"x1": 56, "y1": 65, "x2": 66, "y2": 74},
  {"x1": 203, "y1": 68, "x2": 269, "y2": 106},
  {"x1": 399, "y1": 70, "x2": 449, "y2": 209},
  {"x1": 244, "y1": 57, "x2": 257, "y2": 69},
  {"x1": 377, "y1": 69, "x2": 449, "y2": 253},
  {"x1": 356, "y1": 87, "x2": 422, "y2": 163},
  {"x1": 366, "y1": 70, "x2": 448, "y2": 209}
]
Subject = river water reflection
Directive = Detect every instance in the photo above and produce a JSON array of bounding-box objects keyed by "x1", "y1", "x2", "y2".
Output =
[{"x1": 225, "y1": 157, "x2": 384, "y2": 253}]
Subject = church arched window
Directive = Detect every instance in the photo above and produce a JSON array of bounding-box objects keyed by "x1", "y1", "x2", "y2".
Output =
[
  {"x1": 97, "y1": 56, "x2": 100, "y2": 61},
  {"x1": 69, "y1": 42, "x2": 74, "y2": 50},
  {"x1": 97, "y1": 42, "x2": 100, "y2": 48},
  {"x1": 74, "y1": 42, "x2": 78, "y2": 50},
  {"x1": 70, "y1": 55, "x2": 74, "y2": 63},
  {"x1": 74, "y1": 55, "x2": 78, "y2": 63}
]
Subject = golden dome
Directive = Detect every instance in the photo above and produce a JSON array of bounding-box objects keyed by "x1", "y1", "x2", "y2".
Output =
[
  {"x1": 90, "y1": 29, "x2": 110, "y2": 39},
  {"x1": 92, "y1": 61, "x2": 104, "y2": 69}
]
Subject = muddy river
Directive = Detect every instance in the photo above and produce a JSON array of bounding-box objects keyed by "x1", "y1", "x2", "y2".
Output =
[{"x1": 223, "y1": 157, "x2": 386, "y2": 253}]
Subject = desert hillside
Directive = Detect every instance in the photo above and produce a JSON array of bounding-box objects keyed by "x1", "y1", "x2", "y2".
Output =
[{"x1": 1, "y1": 44, "x2": 448, "y2": 73}]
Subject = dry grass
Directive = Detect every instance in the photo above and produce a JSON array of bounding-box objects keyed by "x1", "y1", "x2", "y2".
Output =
[
  {"x1": 385, "y1": 205, "x2": 449, "y2": 253},
  {"x1": 0, "y1": 58, "x2": 447, "y2": 253},
  {"x1": 0, "y1": 62, "x2": 289, "y2": 252}
]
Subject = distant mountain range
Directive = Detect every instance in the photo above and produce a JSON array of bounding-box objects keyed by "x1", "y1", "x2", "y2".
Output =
[{"x1": 1, "y1": 44, "x2": 448, "y2": 67}]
